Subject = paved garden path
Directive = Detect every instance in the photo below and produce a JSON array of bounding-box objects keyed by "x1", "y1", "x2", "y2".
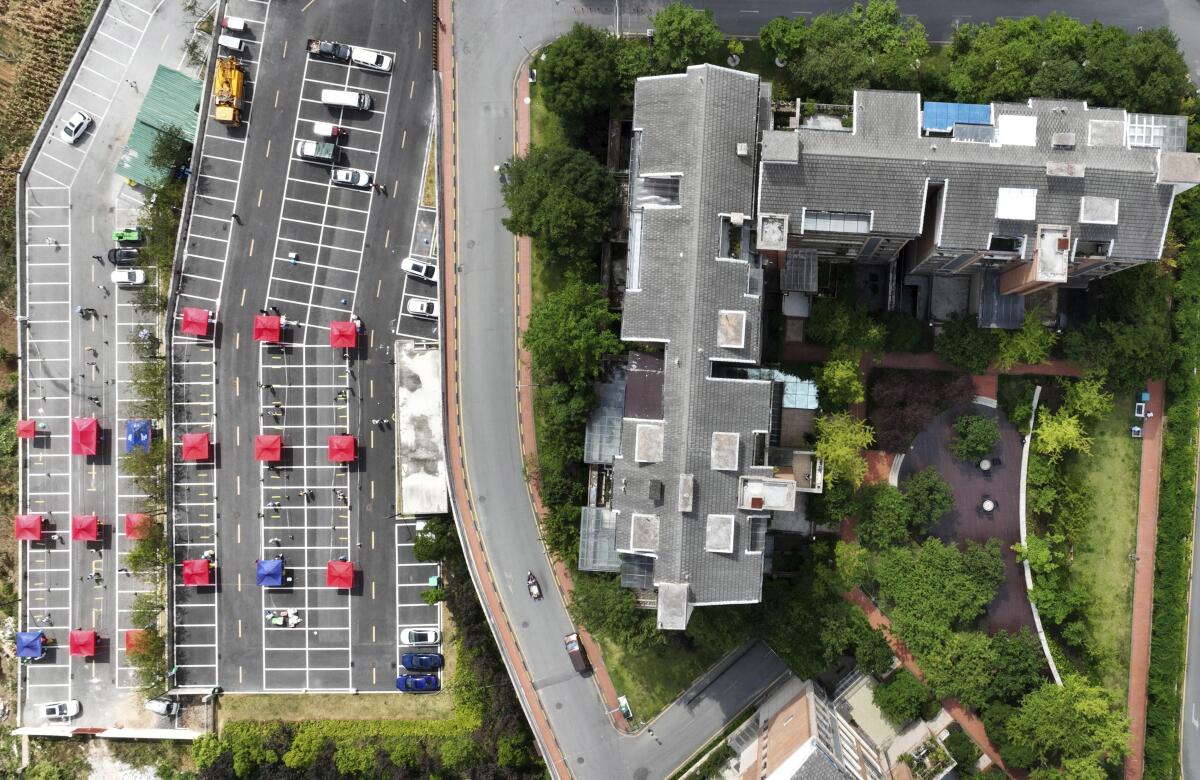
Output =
[{"x1": 1125, "y1": 379, "x2": 1165, "y2": 780}]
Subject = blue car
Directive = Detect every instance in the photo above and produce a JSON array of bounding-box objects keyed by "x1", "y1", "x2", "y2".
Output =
[
  {"x1": 396, "y1": 674, "x2": 440, "y2": 693},
  {"x1": 401, "y1": 653, "x2": 444, "y2": 671}
]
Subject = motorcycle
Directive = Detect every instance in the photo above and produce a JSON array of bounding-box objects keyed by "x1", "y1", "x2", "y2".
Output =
[{"x1": 526, "y1": 571, "x2": 542, "y2": 600}]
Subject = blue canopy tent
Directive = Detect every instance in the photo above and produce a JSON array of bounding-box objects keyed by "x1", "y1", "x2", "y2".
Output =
[
  {"x1": 256, "y1": 557, "x2": 284, "y2": 587},
  {"x1": 125, "y1": 419, "x2": 151, "y2": 454},
  {"x1": 16, "y1": 630, "x2": 45, "y2": 659}
]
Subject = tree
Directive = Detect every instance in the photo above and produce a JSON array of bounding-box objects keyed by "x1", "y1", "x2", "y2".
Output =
[
  {"x1": 1012, "y1": 532, "x2": 1066, "y2": 577},
  {"x1": 996, "y1": 308, "x2": 1057, "y2": 370},
  {"x1": 922, "y1": 631, "x2": 998, "y2": 710},
  {"x1": 873, "y1": 670, "x2": 935, "y2": 726},
  {"x1": 858, "y1": 483, "x2": 912, "y2": 550},
  {"x1": 1007, "y1": 675, "x2": 1130, "y2": 771},
  {"x1": 935, "y1": 315, "x2": 999, "y2": 374},
  {"x1": 651, "y1": 2, "x2": 724, "y2": 71},
  {"x1": 501, "y1": 144, "x2": 617, "y2": 271},
  {"x1": 815, "y1": 351, "x2": 864, "y2": 409},
  {"x1": 1062, "y1": 377, "x2": 1113, "y2": 423},
  {"x1": 815, "y1": 413, "x2": 874, "y2": 488},
  {"x1": 902, "y1": 467, "x2": 953, "y2": 533},
  {"x1": 759, "y1": 17, "x2": 807, "y2": 65},
  {"x1": 1034, "y1": 408, "x2": 1091, "y2": 462},
  {"x1": 539, "y1": 24, "x2": 620, "y2": 130},
  {"x1": 522, "y1": 279, "x2": 623, "y2": 389},
  {"x1": 951, "y1": 413, "x2": 1000, "y2": 461},
  {"x1": 806, "y1": 294, "x2": 885, "y2": 352},
  {"x1": 614, "y1": 37, "x2": 656, "y2": 95},
  {"x1": 834, "y1": 540, "x2": 870, "y2": 589},
  {"x1": 988, "y1": 628, "x2": 1049, "y2": 707},
  {"x1": 569, "y1": 572, "x2": 662, "y2": 650}
]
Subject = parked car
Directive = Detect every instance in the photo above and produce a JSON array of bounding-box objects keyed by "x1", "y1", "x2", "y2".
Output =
[
  {"x1": 144, "y1": 697, "x2": 180, "y2": 716},
  {"x1": 111, "y1": 269, "x2": 146, "y2": 286},
  {"x1": 330, "y1": 168, "x2": 372, "y2": 188},
  {"x1": 43, "y1": 700, "x2": 80, "y2": 721},
  {"x1": 399, "y1": 627, "x2": 440, "y2": 646},
  {"x1": 400, "y1": 257, "x2": 437, "y2": 283},
  {"x1": 401, "y1": 652, "x2": 444, "y2": 670},
  {"x1": 396, "y1": 674, "x2": 440, "y2": 693},
  {"x1": 60, "y1": 111, "x2": 92, "y2": 144},
  {"x1": 405, "y1": 297, "x2": 439, "y2": 320},
  {"x1": 112, "y1": 227, "x2": 143, "y2": 243},
  {"x1": 351, "y1": 46, "x2": 393, "y2": 72},
  {"x1": 564, "y1": 632, "x2": 590, "y2": 674},
  {"x1": 107, "y1": 247, "x2": 139, "y2": 264}
]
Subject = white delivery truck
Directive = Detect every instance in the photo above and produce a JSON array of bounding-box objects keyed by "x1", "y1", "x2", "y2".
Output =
[{"x1": 320, "y1": 89, "x2": 373, "y2": 111}]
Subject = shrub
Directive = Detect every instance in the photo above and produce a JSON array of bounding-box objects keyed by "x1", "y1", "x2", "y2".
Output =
[
  {"x1": 806, "y1": 295, "x2": 885, "y2": 352},
  {"x1": 814, "y1": 412, "x2": 874, "y2": 488},
  {"x1": 902, "y1": 467, "x2": 953, "y2": 533},
  {"x1": 995, "y1": 308, "x2": 1057, "y2": 370},
  {"x1": 868, "y1": 369, "x2": 975, "y2": 452},
  {"x1": 873, "y1": 669, "x2": 934, "y2": 726},
  {"x1": 857, "y1": 483, "x2": 912, "y2": 550},
  {"x1": 881, "y1": 310, "x2": 930, "y2": 352},
  {"x1": 950, "y1": 414, "x2": 999, "y2": 461},
  {"x1": 935, "y1": 315, "x2": 999, "y2": 374},
  {"x1": 815, "y1": 351, "x2": 864, "y2": 409},
  {"x1": 943, "y1": 725, "x2": 982, "y2": 771}
]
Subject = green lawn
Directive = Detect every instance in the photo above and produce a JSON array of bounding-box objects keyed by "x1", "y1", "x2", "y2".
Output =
[
  {"x1": 1068, "y1": 398, "x2": 1141, "y2": 695},
  {"x1": 599, "y1": 637, "x2": 728, "y2": 724}
]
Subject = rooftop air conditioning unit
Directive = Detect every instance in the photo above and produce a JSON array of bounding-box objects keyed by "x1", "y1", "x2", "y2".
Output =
[
  {"x1": 730, "y1": 212, "x2": 745, "y2": 226},
  {"x1": 736, "y1": 142, "x2": 749, "y2": 157},
  {"x1": 1051, "y1": 132, "x2": 1076, "y2": 149}
]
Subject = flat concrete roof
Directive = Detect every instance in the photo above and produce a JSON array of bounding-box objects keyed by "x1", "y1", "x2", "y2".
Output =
[{"x1": 396, "y1": 340, "x2": 448, "y2": 515}]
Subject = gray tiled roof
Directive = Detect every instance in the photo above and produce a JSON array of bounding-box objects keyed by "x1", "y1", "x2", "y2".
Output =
[
  {"x1": 759, "y1": 90, "x2": 1178, "y2": 260},
  {"x1": 614, "y1": 65, "x2": 769, "y2": 612}
]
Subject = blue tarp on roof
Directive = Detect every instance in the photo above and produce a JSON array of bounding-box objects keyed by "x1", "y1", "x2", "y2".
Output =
[
  {"x1": 125, "y1": 419, "x2": 151, "y2": 454},
  {"x1": 923, "y1": 101, "x2": 991, "y2": 133},
  {"x1": 16, "y1": 631, "x2": 44, "y2": 658},
  {"x1": 256, "y1": 558, "x2": 284, "y2": 587}
]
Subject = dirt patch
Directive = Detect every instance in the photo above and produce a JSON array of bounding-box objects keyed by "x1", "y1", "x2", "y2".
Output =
[{"x1": 87, "y1": 741, "x2": 156, "y2": 780}]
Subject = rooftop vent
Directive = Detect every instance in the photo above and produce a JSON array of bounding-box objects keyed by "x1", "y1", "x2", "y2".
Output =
[
  {"x1": 677, "y1": 474, "x2": 694, "y2": 512},
  {"x1": 648, "y1": 479, "x2": 665, "y2": 506},
  {"x1": 736, "y1": 142, "x2": 749, "y2": 157},
  {"x1": 1051, "y1": 132, "x2": 1076, "y2": 149},
  {"x1": 757, "y1": 213, "x2": 789, "y2": 251},
  {"x1": 1046, "y1": 161, "x2": 1085, "y2": 178}
]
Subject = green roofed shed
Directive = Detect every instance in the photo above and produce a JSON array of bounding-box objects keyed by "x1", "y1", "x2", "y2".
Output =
[{"x1": 116, "y1": 65, "x2": 202, "y2": 186}]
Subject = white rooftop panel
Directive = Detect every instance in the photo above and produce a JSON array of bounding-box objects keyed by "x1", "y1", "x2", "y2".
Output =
[
  {"x1": 634, "y1": 423, "x2": 664, "y2": 463},
  {"x1": 630, "y1": 513, "x2": 660, "y2": 552},
  {"x1": 997, "y1": 114, "x2": 1037, "y2": 147},
  {"x1": 716, "y1": 310, "x2": 747, "y2": 349},
  {"x1": 1079, "y1": 196, "x2": 1120, "y2": 225},
  {"x1": 1088, "y1": 119, "x2": 1125, "y2": 148},
  {"x1": 996, "y1": 187, "x2": 1038, "y2": 221},
  {"x1": 678, "y1": 474, "x2": 694, "y2": 512},
  {"x1": 705, "y1": 514, "x2": 735, "y2": 553},
  {"x1": 710, "y1": 431, "x2": 740, "y2": 471}
]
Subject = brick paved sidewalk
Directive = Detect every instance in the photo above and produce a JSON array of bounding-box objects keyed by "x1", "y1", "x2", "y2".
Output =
[{"x1": 1125, "y1": 379, "x2": 1165, "y2": 780}]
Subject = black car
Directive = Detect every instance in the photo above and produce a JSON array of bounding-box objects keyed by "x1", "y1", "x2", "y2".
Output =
[
  {"x1": 108, "y1": 247, "x2": 139, "y2": 264},
  {"x1": 401, "y1": 652, "x2": 444, "y2": 671}
]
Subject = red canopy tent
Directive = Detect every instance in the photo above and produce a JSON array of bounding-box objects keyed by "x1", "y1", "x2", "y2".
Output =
[
  {"x1": 326, "y1": 560, "x2": 355, "y2": 588},
  {"x1": 125, "y1": 629, "x2": 146, "y2": 654},
  {"x1": 327, "y1": 435, "x2": 356, "y2": 462},
  {"x1": 70, "y1": 417, "x2": 99, "y2": 456},
  {"x1": 180, "y1": 432, "x2": 211, "y2": 461},
  {"x1": 125, "y1": 513, "x2": 150, "y2": 539},
  {"x1": 71, "y1": 513, "x2": 99, "y2": 542},
  {"x1": 69, "y1": 630, "x2": 96, "y2": 657},
  {"x1": 254, "y1": 434, "x2": 283, "y2": 462},
  {"x1": 180, "y1": 307, "x2": 211, "y2": 336},
  {"x1": 253, "y1": 315, "x2": 282, "y2": 343},
  {"x1": 182, "y1": 558, "x2": 212, "y2": 586},
  {"x1": 16, "y1": 419, "x2": 37, "y2": 439},
  {"x1": 14, "y1": 514, "x2": 42, "y2": 541},
  {"x1": 329, "y1": 320, "x2": 357, "y2": 349}
]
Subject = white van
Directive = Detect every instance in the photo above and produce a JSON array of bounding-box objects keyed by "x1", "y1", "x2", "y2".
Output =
[
  {"x1": 217, "y1": 34, "x2": 244, "y2": 52},
  {"x1": 320, "y1": 88, "x2": 373, "y2": 111}
]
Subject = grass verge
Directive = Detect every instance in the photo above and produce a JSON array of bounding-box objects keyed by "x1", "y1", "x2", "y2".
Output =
[
  {"x1": 528, "y1": 81, "x2": 565, "y2": 307},
  {"x1": 420, "y1": 123, "x2": 437, "y2": 208},
  {"x1": 1067, "y1": 398, "x2": 1140, "y2": 695},
  {"x1": 599, "y1": 636, "x2": 727, "y2": 723}
]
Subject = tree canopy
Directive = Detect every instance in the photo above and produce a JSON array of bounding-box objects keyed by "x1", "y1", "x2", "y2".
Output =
[
  {"x1": 538, "y1": 24, "x2": 622, "y2": 129},
  {"x1": 873, "y1": 669, "x2": 935, "y2": 726},
  {"x1": 857, "y1": 483, "x2": 912, "y2": 550},
  {"x1": 815, "y1": 351, "x2": 865, "y2": 409},
  {"x1": 935, "y1": 315, "x2": 999, "y2": 374},
  {"x1": 996, "y1": 308, "x2": 1057, "y2": 370},
  {"x1": 950, "y1": 413, "x2": 1000, "y2": 461},
  {"x1": 815, "y1": 413, "x2": 874, "y2": 488},
  {"x1": 522, "y1": 279, "x2": 622, "y2": 389},
  {"x1": 501, "y1": 144, "x2": 617, "y2": 272},
  {"x1": 1007, "y1": 675, "x2": 1129, "y2": 772},
  {"x1": 651, "y1": 2, "x2": 724, "y2": 71},
  {"x1": 1034, "y1": 408, "x2": 1092, "y2": 463},
  {"x1": 901, "y1": 467, "x2": 953, "y2": 533}
]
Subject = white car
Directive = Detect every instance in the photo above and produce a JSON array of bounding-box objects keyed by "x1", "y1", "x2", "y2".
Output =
[
  {"x1": 331, "y1": 168, "x2": 373, "y2": 188},
  {"x1": 400, "y1": 627, "x2": 440, "y2": 646},
  {"x1": 405, "y1": 297, "x2": 439, "y2": 320},
  {"x1": 111, "y1": 269, "x2": 146, "y2": 286},
  {"x1": 400, "y1": 257, "x2": 438, "y2": 283},
  {"x1": 351, "y1": 47, "x2": 393, "y2": 72},
  {"x1": 43, "y1": 700, "x2": 80, "y2": 721},
  {"x1": 60, "y1": 111, "x2": 92, "y2": 144}
]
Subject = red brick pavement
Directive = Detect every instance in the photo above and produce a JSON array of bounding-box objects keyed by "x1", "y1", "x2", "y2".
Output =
[{"x1": 1125, "y1": 379, "x2": 1165, "y2": 780}]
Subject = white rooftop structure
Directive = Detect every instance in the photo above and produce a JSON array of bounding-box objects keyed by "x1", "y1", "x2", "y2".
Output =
[
  {"x1": 738, "y1": 475, "x2": 798, "y2": 511},
  {"x1": 995, "y1": 187, "x2": 1038, "y2": 220},
  {"x1": 395, "y1": 340, "x2": 448, "y2": 515},
  {"x1": 705, "y1": 514, "x2": 736, "y2": 553},
  {"x1": 634, "y1": 423, "x2": 665, "y2": 462},
  {"x1": 710, "y1": 431, "x2": 740, "y2": 471}
]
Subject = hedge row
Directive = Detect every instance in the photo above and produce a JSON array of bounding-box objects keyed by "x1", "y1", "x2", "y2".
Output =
[{"x1": 1143, "y1": 246, "x2": 1200, "y2": 778}]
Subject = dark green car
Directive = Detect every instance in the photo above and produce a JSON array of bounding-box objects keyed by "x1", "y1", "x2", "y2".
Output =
[{"x1": 112, "y1": 227, "x2": 143, "y2": 243}]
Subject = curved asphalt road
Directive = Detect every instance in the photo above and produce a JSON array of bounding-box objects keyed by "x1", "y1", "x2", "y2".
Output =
[{"x1": 450, "y1": 1, "x2": 1200, "y2": 778}]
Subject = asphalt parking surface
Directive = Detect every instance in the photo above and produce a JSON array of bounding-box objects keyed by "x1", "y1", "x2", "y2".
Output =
[{"x1": 170, "y1": 0, "x2": 439, "y2": 693}]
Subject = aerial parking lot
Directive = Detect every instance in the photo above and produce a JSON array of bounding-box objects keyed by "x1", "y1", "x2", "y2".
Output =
[{"x1": 168, "y1": 0, "x2": 439, "y2": 695}]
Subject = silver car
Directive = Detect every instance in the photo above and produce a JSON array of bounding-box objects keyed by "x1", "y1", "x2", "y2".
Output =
[
  {"x1": 43, "y1": 700, "x2": 81, "y2": 721},
  {"x1": 330, "y1": 168, "x2": 372, "y2": 188},
  {"x1": 400, "y1": 627, "x2": 440, "y2": 646},
  {"x1": 60, "y1": 111, "x2": 92, "y2": 144}
]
